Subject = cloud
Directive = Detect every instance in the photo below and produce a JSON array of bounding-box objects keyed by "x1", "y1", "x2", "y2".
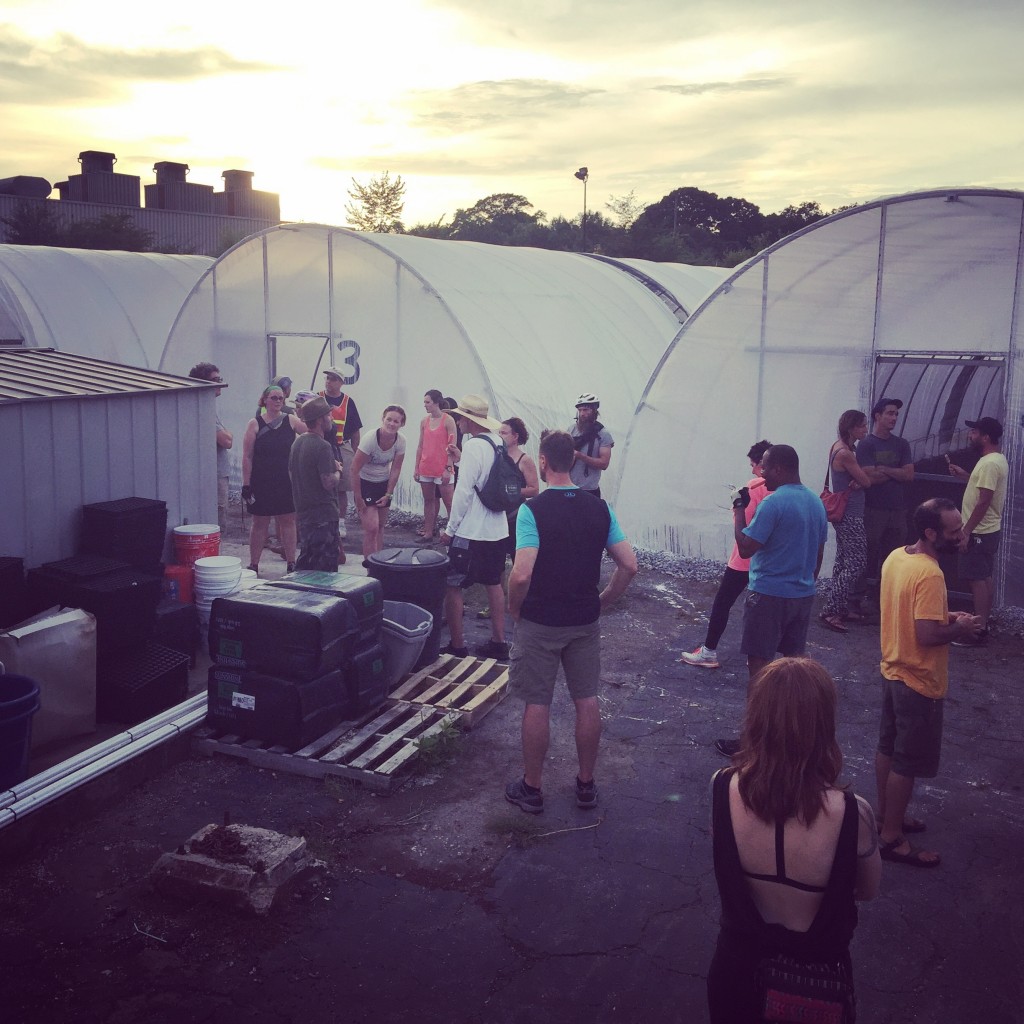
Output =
[
  {"x1": 0, "y1": 25, "x2": 281, "y2": 106},
  {"x1": 404, "y1": 78, "x2": 605, "y2": 133},
  {"x1": 654, "y1": 77, "x2": 792, "y2": 97}
]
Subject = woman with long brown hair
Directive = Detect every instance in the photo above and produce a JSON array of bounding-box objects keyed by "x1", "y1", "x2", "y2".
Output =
[
  {"x1": 708, "y1": 658, "x2": 880, "y2": 1022},
  {"x1": 820, "y1": 409, "x2": 873, "y2": 632}
]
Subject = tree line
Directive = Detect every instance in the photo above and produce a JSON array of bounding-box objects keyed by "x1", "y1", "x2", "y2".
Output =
[{"x1": 346, "y1": 172, "x2": 854, "y2": 267}]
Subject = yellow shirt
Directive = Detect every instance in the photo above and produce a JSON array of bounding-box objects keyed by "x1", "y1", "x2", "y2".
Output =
[
  {"x1": 880, "y1": 546, "x2": 949, "y2": 699},
  {"x1": 961, "y1": 452, "x2": 1008, "y2": 535}
]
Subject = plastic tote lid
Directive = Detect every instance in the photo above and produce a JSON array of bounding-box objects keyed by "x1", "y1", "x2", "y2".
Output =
[{"x1": 368, "y1": 547, "x2": 449, "y2": 569}]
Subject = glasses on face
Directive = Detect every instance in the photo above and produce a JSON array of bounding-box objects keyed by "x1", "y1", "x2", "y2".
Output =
[{"x1": 267, "y1": 395, "x2": 284, "y2": 401}]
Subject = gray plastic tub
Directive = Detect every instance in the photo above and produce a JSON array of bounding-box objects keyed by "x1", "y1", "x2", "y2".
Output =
[{"x1": 380, "y1": 601, "x2": 433, "y2": 688}]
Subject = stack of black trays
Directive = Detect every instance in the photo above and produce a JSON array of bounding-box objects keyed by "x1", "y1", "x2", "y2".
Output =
[
  {"x1": 26, "y1": 554, "x2": 185, "y2": 724},
  {"x1": 206, "y1": 574, "x2": 386, "y2": 749},
  {"x1": 80, "y1": 497, "x2": 167, "y2": 575},
  {"x1": 0, "y1": 557, "x2": 30, "y2": 629},
  {"x1": 152, "y1": 598, "x2": 201, "y2": 667}
]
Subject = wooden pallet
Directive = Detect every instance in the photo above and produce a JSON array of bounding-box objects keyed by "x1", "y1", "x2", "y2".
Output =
[
  {"x1": 388, "y1": 653, "x2": 510, "y2": 730},
  {"x1": 193, "y1": 704, "x2": 459, "y2": 792}
]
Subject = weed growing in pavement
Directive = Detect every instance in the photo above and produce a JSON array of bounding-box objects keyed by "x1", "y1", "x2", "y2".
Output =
[
  {"x1": 413, "y1": 717, "x2": 463, "y2": 771},
  {"x1": 484, "y1": 813, "x2": 545, "y2": 847}
]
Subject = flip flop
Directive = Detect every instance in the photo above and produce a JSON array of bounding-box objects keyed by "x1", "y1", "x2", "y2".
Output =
[
  {"x1": 818, "y1": 613, "x2": 849, "y2": 634},
  {"x1": 880, "y1": 835, "x2": 941, "y2": 868}
]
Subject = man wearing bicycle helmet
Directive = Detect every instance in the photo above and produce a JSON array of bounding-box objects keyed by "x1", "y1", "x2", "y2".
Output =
[{"x1": 568, "y1": 393, "x2": 613, "y2": 498}]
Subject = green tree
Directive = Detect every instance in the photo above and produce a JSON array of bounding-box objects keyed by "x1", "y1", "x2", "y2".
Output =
[
  {"x1": 604, "y1": 189, "x2": 643, "y2": 230},
  {"x1": 345, "y1": 171, "x2": 406, "y2": 233},
  {"x1": 63, "y1": 213, "x2": 154, "y2": 252},
  {"x1": 2, "y1": 201, "x2": 64, "y2": 245},
  {"x1": 448, "y1": 193, "x2": 546, "y2": 245}
]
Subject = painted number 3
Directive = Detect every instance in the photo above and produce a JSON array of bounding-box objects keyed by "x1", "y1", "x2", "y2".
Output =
[{"x1": 335, "y1": 339, "x2": 361, "y2": 385}]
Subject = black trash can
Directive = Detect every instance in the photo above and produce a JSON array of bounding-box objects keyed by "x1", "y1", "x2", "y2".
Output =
[
  {"x1": 0, "y1": 672, "x2": 40, "y2": 789},
  {"x1": 367, "y1": 547, "x2": 449, "y2": 669}
]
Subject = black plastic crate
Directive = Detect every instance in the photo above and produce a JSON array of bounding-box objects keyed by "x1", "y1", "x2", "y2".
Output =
[
  {"x1": 97, "y1": 642, "x2": 189, "y2": 723},
  {"x1": 153, "y1": 598, "x2": 201, "y2": 666},
  {"x1": 27, "y1": 566, "x2": 162, "y2": 657},
  {"x1": 0, "y1": 556, "x2": 30, "y2": 629},
  {"x1": 36, "y1": 555, "x2": 131, "y2": 581},
  {"x1": 80, "y1": 497, "x2": 167, "y2": 569},
  {"x1": 207, "y1": 665, "x2": 350, "y2": 749}
]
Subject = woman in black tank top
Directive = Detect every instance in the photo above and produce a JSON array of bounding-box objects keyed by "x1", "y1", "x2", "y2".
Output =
[{"x1": 707, "y1": 658, "x2": 881, "y2": 1022}]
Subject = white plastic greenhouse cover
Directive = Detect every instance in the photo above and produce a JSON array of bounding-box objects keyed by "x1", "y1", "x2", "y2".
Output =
[
  {"x1": 159, "y1": 225, "x2": 719, "y2": 505},
  {"x1": 592, "y1": 257, "x2": 730, "y2": 320},
  {"x1": 617, "y1": 188, "x2": 1024, "y2": 604},
  {"x1": 0, "y1": 245, "x2": 213, "y2": 368}
]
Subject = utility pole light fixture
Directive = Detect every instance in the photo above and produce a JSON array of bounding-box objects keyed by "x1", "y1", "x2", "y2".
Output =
[{"x1": 574, "y1": 167, "x2": 589, "y2": 251}]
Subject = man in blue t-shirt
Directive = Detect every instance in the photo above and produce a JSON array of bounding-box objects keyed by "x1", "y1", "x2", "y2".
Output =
[
  {"x1": 715, "y1": 444, "x2": 828, "y2": 757},
  {"x1": 503, "y1": 430, "x2": 638, "y2": 814}
]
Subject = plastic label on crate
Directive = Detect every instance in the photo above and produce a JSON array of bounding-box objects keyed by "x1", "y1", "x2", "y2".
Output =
[
  {"x1": 217, "y1": 638, "x2": 244, "y2": 660},
  {"x1": 231, "y1": 692, "x2": 256, "y2": 711}
]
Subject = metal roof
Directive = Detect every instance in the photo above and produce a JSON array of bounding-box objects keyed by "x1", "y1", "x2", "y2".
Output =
[{"x1": 0, "y1": 347, "x2": 218, "y2": 403}]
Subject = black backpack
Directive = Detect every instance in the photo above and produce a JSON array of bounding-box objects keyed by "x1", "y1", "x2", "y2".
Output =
[{"x1": 473, "y1": 435, "x2": 526, "y2": 513}]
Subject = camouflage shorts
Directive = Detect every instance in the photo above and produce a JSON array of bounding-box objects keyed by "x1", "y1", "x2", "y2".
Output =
[{"x1": 296, "y1": 521, "x2": 340, "y2": 572}]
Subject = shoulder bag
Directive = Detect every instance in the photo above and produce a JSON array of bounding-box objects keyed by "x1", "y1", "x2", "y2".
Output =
[{"x1": 820, "y1": 448, "x2": 851, "y2": 524}]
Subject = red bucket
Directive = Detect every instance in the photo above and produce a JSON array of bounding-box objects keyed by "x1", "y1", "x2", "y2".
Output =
[
  {"x1": 163, "y1": 563, "x2": 194, "y2": 604},
  {"x1": 173, "y1": 524, "x2": 220, "y2": 568}
]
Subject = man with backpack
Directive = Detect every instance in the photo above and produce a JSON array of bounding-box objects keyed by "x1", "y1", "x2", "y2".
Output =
[{"x1": 439, "y1": 395, "x2": 512, "y2": 660}]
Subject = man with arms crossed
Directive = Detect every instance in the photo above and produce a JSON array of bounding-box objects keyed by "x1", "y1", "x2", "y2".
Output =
[
  {"x1": 288, "y1": 397, "x2": 341, "y2": 572},
  {"x1": 875, "y1": 498, "x2": 981, "y2": 867},
  {"x1": 715, "y1": 444, "x2": 827, "y2": 758},
  {"x1": 947, "y1": 417, "x2": 1008, "y2": 644},
  {"x1": 504, "y1": 429, "x2": 638, "y2": 813},
  {"x1": 569, "y1": 393, "x2": 613, "y2": 498},
  {"x1": 853, "y1": 397, "x2": 915, "y2": 613}
]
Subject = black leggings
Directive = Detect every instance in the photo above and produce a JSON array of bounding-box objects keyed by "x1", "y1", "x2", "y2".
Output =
[{"x1": 705, "y1": 566, "x2": 750, "y2": 650}]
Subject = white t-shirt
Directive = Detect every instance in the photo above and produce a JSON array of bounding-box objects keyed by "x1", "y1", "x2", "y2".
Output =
[{"x1": 357, "y1": 430, "x2": 406, "y2": 483}]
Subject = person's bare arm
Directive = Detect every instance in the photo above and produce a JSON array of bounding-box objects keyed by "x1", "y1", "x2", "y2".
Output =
[
  {"x1": 877, "y1": 462, "x2": 914, "y2": 483},
  {"x1": 217, "y1": 425, "x2": 233, "y2": 450},
  {"x1": 382, "y1": 452, "x2": 405, "y2": 506},
  {"x1": 961, "y1": 487, "x2": 994, "y2": 538},
  {"x1": 508, "y1": 547, "x2": 538, "y2": 620},
  {"x1": 733, "y1": 506, "x2": 763, "y2": 559},
  {"x1": 835, "y1": 447, "x2": 871, "y2": 488},
  {"x1": 854, "y1": 795, "x2": 882, "y2": 902},
  {"x1": 351, "y1": 449, "x2": 368, "y2": 504},
  {"x1": 241, "y1": 419, "x2": 257, "y2": 485},
  {"x1": 915, "y1": 613, "x2": 982, "y2": 646},
  {"x1": 290, "y1": 414, "x2": 307, "y2": 436},
  {"x1": 599, "y1": 540, "x2": 638, "y2": 611},
  {"x1": 814, "y1": 544, "x2": 825, "y2": 580}
]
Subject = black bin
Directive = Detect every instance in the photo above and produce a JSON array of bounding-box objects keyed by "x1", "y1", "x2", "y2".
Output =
[
  {"x1": 97, "y1": 642, "x2": 189, "y2": 723},
  {"x1": 0, "y1": 557, "x2": 30, "y2": 629},
  {"x1": 80, "y1": 497, "x2": 168, "y2": 570},
  {"x1": 367, "y1": 547, "x2": 449, "y2": 669}
]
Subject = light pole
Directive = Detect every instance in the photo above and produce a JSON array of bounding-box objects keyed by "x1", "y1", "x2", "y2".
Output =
[{"x1": 574, "y1": 166, "x2": 589, "y2": 251}]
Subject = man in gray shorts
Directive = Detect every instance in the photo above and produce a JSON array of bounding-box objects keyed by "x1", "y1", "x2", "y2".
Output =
[{"x1": 504, "y1": 430, "x2": 637, "y2": 814}]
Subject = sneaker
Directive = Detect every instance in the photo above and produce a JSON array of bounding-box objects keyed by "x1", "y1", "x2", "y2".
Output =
[
  {"x1": 714, "y1": 738, "x2": 741, "y2": 758},
  {"x1": 476, "y1": 607, "x2": 492, "y2": 619},
  {"x1": 679, "y1": 645, "x2": 719, "y2": 669},
  {"x1": 476, "y1": 640, "x2": 511, "y2": 661},
  {"x1": 505, "y1": 777, "x2": 543, "y2": 814},
  {"x1": 286, "y1": 562, "x2": 295, "y2": 573},
  {"x1": 575, "y1": 777, "x2": 598, "y2": 809},
  {"x1": 338, "y1": 521, "x2": 347, "y2": 539},
  {"x1": 440, "y1": 643, "x2": 469, "y2": 658}
]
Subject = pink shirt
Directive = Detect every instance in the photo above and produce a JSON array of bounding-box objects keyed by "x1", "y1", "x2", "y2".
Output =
[
  {"x1": 417, "y1": 414, "x2": 456, "y2": 477},
  {"x1": 727, "y1": 477, "x2": 767, "y2": 572}
]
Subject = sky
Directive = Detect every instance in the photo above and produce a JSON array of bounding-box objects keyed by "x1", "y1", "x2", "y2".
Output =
[{"x1": 2, "y1": 0, "x2": 1022, "y2": 228}]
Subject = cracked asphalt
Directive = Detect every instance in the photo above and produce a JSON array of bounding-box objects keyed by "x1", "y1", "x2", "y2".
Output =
[{"x1": 0, "y1": 515, "x2": 1021, "y2": 1023}]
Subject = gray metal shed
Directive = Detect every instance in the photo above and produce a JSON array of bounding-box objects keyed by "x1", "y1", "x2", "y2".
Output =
[{"x1": 0, "y1": 348, "x2": 220, "y2": 568}]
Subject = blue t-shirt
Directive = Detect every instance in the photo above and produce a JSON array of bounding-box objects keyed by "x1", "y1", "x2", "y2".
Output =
[
  {"x1": 516, "y1": 486, "x2": 626, "y2": 549},
  {"x1": 743, "y1": 484, "x2": 827, "y2": 598}
]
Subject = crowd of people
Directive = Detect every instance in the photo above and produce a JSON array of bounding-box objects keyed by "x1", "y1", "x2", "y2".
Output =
[{"x1": 189, "y1": 362, "x2": 1010, "y2": 1023}]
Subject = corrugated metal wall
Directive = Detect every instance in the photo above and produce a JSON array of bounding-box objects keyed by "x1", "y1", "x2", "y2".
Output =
[{"x1": 0, "y1": 388, "x2": 218, "y2": 567}]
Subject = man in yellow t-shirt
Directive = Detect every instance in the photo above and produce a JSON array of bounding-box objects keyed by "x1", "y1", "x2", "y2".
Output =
[
  {"x1": 875, "y1": 498, "x2": 981, "y2": 869},
  {"x1": 947, "y1": 417, "x2": 1008, "y2": 641}
]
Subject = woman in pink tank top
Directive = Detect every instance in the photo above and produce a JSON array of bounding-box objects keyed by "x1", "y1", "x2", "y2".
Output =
[{"x1": 414, "y1": 389, "x2": 457, "y2": 540}]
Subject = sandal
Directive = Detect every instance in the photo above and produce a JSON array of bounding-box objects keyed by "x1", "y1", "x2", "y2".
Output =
[
  {"x1": 818, "y1": 613, "x2": 849, "y2": 634},
  {"x1": 879, "y1": 835, "x2": 941, "y2": 868}
]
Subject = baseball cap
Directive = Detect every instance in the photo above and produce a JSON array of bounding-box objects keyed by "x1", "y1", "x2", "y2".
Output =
[
  {"x1": 871, "y1": 397, "x2": 903, "y2": 417},
  {"x1": 323, "y1": 366, "x2": 344, "y2": 379},
  {"x1": 965, "y1": 416, "x2": 1003, "y2": 442}
]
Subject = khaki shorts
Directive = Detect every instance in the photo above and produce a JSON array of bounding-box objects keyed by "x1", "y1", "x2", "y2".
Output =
[
  {"x1": 338, "y1": 443, "x2": 354, "y2": 492},
  {"x1": 509, "y1": 617, "x2": 601, "y2": 705}
]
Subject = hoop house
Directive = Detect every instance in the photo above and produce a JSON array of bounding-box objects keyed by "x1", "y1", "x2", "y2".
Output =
[
  {"x1": 159, "y1": 225, "x2": 719, "y2": 505},
  {"x1": 0, "y1": 245, "x2": 212, "y2": 367},
  {"x1": 618, "y1": 188, "x2": 1024, "y2": 605}
]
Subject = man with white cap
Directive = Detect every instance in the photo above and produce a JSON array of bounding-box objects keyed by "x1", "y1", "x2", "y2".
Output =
[
  {"x1": 319, "y1": 367, "x2": 363, "y2": 545},
  {"x1": 439, "y1": 395, "x2": 511, "y2": 660},
  {"x1": 569, "y1": 393, "x2": 613, "y2": 498}
]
